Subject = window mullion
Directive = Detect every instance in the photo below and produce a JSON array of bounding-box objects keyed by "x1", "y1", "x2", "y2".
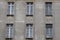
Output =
[
  {"x1": 29, "y1": 25, "x2": 31, "y2": 38},
  {"x1": 10, "y1": 3, "x2": 13, "y2": 15},
  {"x1": 29, "y1": 4, "x2": 31, "y2": 15}
]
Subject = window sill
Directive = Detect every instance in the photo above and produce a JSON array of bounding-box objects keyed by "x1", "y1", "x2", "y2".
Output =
[
  {"x1": 26, "y1": 15, "x2": 33, "y2": 16},
  {"x1": 7, "y1": 15, "x2": 14, "y2": 17},
  {"x1": 45, "y1": 15, "x2": 53, "y2": 17}
]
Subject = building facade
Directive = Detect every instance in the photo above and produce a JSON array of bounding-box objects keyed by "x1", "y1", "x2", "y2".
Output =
[{"x1": 0, "y1": 0, "x2": 60, "y2": 40}]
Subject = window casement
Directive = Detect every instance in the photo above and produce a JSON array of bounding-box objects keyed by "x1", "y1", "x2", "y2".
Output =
[
  {"x1": 46, "y1": 24, "x2": 53, "y2": 38},
  {"x1": 7, "y1": 2, "x2": 14, "y2": 16},
  {"x1": 6, "y1": 24, "x2": 13, "y2": 38},
  {"x1": 45, "y1": 2, "x2": 52, "y2": 16},
  {"x1": 26, "y1": 24, "x2": 33, "y2": 38},
  {"x1": 26, "y1": 2, "x2": 33, "y2": 16}
]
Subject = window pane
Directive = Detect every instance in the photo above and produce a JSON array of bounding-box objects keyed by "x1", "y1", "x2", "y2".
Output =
[
  {"x1": 45, "y1": 2, "x2": 52, "y2": 16},
  {"x1": 26, "y1": 2, "x2": 33, "y2": 16},
  {"x1": 46, "y1": 24, "x2": 53, "y2": 38},
  {"x1": 26, "y1": 24, "x2": 33, "y2": 38},
  {"x1": 6, "y1": 24, "x2": 13, "y2": 38},
  {"x1": 8, "y1": 2, "x2": 14, "y2": 15}
]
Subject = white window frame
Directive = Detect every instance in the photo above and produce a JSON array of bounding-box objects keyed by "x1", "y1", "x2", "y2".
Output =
[
  {"x1": 45, "y1": 2, "x2": 52, "y2": 16},
  {"x1": 8, "y1": 2, "x2": 14, "y2": 15},
  {"x1": 26, "y1": 24, "x2": 33, "y2": 38},
  {"x1": 27, "y1": 2, "x2": 33, "y2": 16},
  {"x1": 6, "y1": 24, "x2": 13, "y2": 38},
  {"x1": 46, "y1": 24, "x2": 53, "y2": 38}
]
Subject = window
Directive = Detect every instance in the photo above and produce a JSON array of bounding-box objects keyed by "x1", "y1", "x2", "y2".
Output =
[
  {"x1": 6, "y1": 24, "x2": 13, "y2": 38},
  {"x1": 45, "y1": 2, "x2": 52, "y2": 16},
  {"x1": 26, "y1": 24, "x2": 33, "y2": 38},
  {"x1": 6, "y1": 38, "x2": 12, "y2": 40},
  {"x1": 46, "y1": 24, "x2": 53, "y2": 38},
  {"x1": 7, "y1": 2, "x2": 14, "y2": 16},
  {"x1": 26, "y1": 2, "x2": 33, "y2": 16}
]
